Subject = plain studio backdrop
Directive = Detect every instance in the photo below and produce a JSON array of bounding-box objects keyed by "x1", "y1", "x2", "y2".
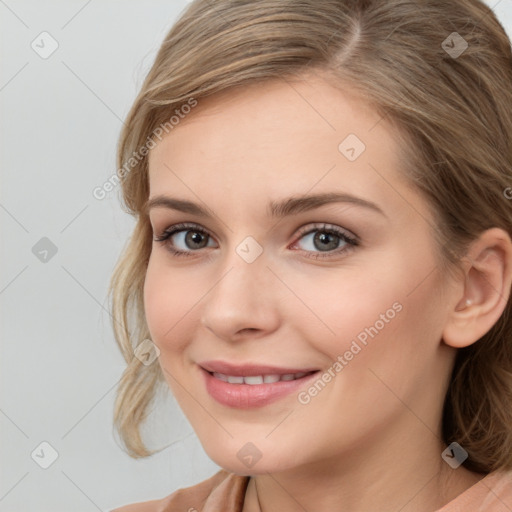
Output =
[{"x1": 1, "y1": 1, "x2": 511, "y2": 511}]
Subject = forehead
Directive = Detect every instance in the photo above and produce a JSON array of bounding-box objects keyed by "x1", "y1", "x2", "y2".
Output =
[
  {"x1": 150, "y1": 74, "x2": 384, "y2": 159},
  {"x1": 147, "y1": 74, "x2": 422, "y2": 223}
]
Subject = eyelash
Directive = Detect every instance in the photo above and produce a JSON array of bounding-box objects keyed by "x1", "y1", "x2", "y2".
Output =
[{"x1": 153, "y1": 222, "x2": 359, "y2": 260}]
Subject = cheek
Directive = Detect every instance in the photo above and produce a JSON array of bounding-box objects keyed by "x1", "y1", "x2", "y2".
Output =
[
  {"x1": 143, "y1": 256, "x2": 201, "y2": 354},
  {"x1": 286, "y1": 270, "x2": 444, "y2": 447},
  {"x1": 283, "y1": 265, "x2": 405, "y2": 358},
  {"x1": 322, "y1": 265, "x2": 448, "y2": 413},
  {"x1": 292, "y1": 247, "x2": 444, "y2": 378}
]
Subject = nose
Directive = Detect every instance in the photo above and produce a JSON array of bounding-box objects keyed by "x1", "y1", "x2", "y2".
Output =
[{"x1": 200, "y1": 249, "x2": 281, "y2": 342}]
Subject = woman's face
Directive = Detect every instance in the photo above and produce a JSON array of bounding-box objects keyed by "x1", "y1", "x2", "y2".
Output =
[{"x1": 144, "y1": 74, "x2": 459, "y2": 475}]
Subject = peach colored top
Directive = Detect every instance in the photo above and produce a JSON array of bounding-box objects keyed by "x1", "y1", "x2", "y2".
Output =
[{"x1": 111, "y1": 468, "x2": 512, "y2": 512}]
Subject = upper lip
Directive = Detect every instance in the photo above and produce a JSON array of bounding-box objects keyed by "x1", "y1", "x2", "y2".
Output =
[{"x1": 199, "y1": 360, "x2": 320, "y2": 376}]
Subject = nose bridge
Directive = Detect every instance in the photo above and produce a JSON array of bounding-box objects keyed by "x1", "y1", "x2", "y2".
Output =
[
  {"x1": 210, "y1": 236, "x2": 268, "y2": 307},
  {"x1": 200, "y1": 235, "x2": 279, "y2": 338}
]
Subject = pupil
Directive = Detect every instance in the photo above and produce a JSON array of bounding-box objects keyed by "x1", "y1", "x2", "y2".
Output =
[{"x1": 314, "y1": 232, "x2": 338, "y2": 251}]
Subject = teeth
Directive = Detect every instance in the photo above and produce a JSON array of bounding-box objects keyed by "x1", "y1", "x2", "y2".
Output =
[
  {"x1": 227, "y1": 375, "x2": 244, "y2": 384},
  {"x1": 212, "y1": 371, "x2": 311, "y2": 384},
  {"x1": 244, "y1": 375, "x2": 264, "y2": 385}
]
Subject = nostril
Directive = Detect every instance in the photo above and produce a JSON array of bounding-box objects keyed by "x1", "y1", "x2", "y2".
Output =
[{"x1": 238, "y1": 327, "x2": 258, "y2": 334}]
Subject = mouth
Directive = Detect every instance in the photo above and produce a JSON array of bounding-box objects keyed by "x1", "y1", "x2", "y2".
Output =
[{"x1": 198, "y1": 360, "x2": 321, "y2": 408}]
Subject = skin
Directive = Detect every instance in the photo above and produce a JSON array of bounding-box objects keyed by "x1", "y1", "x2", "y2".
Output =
[{"x1": 143, "y1": 71, "x2": 512, "y2": 512}]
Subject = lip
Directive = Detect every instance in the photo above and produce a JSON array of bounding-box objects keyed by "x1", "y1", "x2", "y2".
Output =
[{"x1": 198, "y1": 361, "x2": 321, "y2": 409}]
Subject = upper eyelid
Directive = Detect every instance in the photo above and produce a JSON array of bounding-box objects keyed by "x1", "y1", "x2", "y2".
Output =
[{"x1": 295, "y1": 222, "x2": 356, "y2": 237}]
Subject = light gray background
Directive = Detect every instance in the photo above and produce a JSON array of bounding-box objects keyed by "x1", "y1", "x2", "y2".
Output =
[{"x1": 1, "y1": 1, "x2": 511, "y2": 511}]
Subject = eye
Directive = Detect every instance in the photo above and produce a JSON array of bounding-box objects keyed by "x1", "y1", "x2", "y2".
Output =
[
  {"x1": 291, "y1": 223, "x2": 358, "y2": 259},
  {"x1": 154, "y1": 222, "x2": 217, "y2": 256},
  {"x1": 154, "y1": 221, "x2": 359, "y2": 260}
]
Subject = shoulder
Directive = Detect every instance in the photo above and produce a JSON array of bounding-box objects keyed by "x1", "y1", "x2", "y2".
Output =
[
  {"x1": 479, "y1": 469, "x2": 512, "y2": 511},
  {"x1": 438, "y1": 469, "x2": 512, "y2": 511},
  {"x1": 110, "y1": 469, "x2": 250, "y2": 512}
]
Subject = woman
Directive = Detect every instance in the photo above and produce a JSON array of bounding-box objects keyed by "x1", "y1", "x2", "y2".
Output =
[{"x1": 109, "y1": 0, "x2": 512, "y2": 510}]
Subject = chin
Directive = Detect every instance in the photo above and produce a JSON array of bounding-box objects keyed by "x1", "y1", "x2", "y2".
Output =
[{"x1": 202, "y1": 440, "x2": 303, "y2": 476}]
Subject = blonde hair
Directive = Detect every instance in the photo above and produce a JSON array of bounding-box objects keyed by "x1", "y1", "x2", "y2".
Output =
[{"x1": 109, "y1": 0, "x2": 512, "y2": 472}]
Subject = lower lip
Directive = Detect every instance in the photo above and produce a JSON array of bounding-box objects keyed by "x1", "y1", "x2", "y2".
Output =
[{"x1": 200, "y1": 367, "x2": 320, "y2": 409}]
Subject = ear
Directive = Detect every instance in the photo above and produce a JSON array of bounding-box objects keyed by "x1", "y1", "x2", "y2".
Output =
[{"x1": 442, "y1": 227, "x2": 512, "y2": 349}]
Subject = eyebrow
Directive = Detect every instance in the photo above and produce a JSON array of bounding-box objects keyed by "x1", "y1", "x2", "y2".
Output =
[{"x1": 144, "y1": 192, "x2": 386, "y2": 219}]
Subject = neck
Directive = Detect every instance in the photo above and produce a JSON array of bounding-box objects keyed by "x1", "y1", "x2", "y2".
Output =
[{"x1": 243, "y1": 416, "x2": 484, "y2": 512}]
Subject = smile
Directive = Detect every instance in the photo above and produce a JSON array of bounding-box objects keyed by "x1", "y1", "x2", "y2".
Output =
[{"x1": 198, "y1": 361, "x2": 321, "y2": 408}]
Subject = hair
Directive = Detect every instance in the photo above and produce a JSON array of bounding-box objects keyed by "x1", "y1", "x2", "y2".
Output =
[{"x1": 108, "y1": 0, "x2": 512, "y2": 472}]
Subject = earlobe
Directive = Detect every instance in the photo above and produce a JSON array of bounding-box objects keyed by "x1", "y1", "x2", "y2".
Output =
[{"x1": 442, "y1": 228, "x2": 512, "y2": 349}]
